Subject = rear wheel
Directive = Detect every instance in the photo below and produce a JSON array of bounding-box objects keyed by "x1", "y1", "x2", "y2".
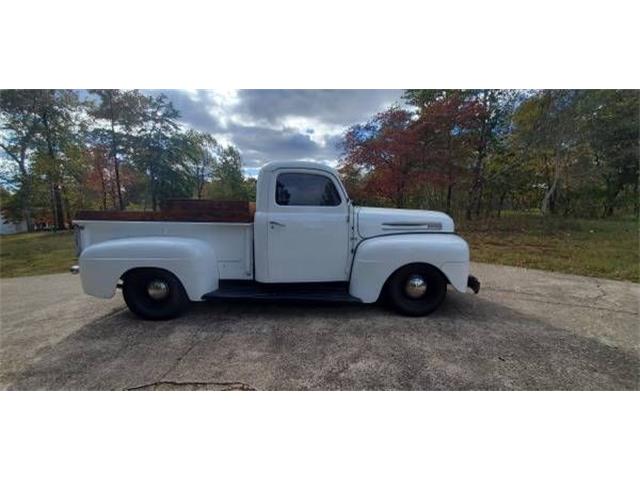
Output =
[
  {"x1": 387, "y1": 264, "x2": 447, "y2": 316},
  {"x1": 122, "y1": 268, "x2": 190, "y2": 320}
]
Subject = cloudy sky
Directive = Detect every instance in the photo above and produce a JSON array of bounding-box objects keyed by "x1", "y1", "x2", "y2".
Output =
[{"x1": 153, "y1": 90, "x2": 404, "y2": 176}]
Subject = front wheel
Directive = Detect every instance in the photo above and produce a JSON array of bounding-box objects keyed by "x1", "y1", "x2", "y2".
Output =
[
  {"x1": 122, "y1": 268, "x2": 190, "y2": 320},
  {"x1": 387, "y1": 264, "x2": 448, "y2": 316}
]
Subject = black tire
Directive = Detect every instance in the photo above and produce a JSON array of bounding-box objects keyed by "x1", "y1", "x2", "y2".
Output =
[
  {"x1": 387, "y1": 264, "x2": 447, "y2": 316},
  {"x1": 122, "y1": 268, "x2": 190, "y2": 320}
]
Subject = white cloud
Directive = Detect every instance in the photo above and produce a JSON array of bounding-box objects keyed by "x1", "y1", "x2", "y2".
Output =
[
  {"x1": 160, "y1": 89, "x2": 404, "y2": 167},
  {"x1": 280, "y1": 115, "x2": 346, "y2": 146}
]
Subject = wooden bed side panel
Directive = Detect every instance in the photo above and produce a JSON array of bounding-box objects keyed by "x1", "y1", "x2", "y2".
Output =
[{"x1": 75, "y1": 200, "x2": 256, "y2": 223}]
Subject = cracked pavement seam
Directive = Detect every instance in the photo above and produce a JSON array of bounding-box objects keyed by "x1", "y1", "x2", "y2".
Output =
[{"x1": 126, "y1": 381, "x2": 255, "y2": 391}]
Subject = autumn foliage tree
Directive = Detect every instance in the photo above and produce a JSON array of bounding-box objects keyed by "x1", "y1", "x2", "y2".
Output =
[
  {"x1": 341, "y1": 108, "x2": 423, "y2": 208},
  {"x1": 413, "y1": 95, "x2": 484, "y2": 212},
  {"x1": 341, "y1": 95, "x2": 484, "y2": 211},
  {"x1": 342, "y1": 89, "x2": 638, "y2": 219}
]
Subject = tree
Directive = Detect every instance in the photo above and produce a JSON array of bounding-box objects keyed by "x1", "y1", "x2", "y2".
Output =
[
  {"x1": 0, "y1": 90, "x2": 42, "y2": 230},
  {"x1": 88, "y1": 90, "x2": 146, "y2": 210},
  {"x1": 341, "y1": 107, "x2": 425, "y2": 208},
  {"x1": 0, "y1": 186, "x2": 22, "y2": 224},
  {"x1": 577, "y1": 90, "x2": 639, "y2": 216},
  {"x1": 404, "y1": 89, "x2": 518, "y2": 218},
  {"x1": 132, "y1": 94, "x2": 196, "y2": 210},
  {"x1": 206, "y1": 145, "x2": 249, "y2": 200},
  {"x1": 341, "y1": 97, "x2": 483, "y2": 211},
  {"x1": 412, "y1": 94, "x2": 483, "y2": 212},
  {"x1": 28, "y1": 90, "x2": 81, "y2": 229},
  {"x1": 510, "y1": 90, "x2": 583, "y2": 215},
  {"x1": 84, "y1": 146, "x2": 114, "y2": 210},
  {"x1": 180, "y1": 130, "x2": 220, "y2": 199},
  {"x1": 1, "y1": 89, "x2": 257, "y2": 221}
]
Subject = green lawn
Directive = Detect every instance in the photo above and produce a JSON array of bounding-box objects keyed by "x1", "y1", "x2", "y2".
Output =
[
  {"x1": 0, "y1": 231, "x2": 76, "y2": 278},
  {"x1": 0, "y1": 215, "x2": 638, "y2": 282},
  {"x1": 457, "y1": 213, "x2": 639, "y2": 283}
]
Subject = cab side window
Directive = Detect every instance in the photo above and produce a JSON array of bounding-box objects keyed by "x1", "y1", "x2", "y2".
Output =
[{"x1": 275, "y1": 173, "x2": 342, "y2": 206}]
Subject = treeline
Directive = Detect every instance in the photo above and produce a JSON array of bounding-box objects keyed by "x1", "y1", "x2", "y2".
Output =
[
  {"x1": 1, "y1": 89, "x2": 638, "y2": 231},
  {"x1": 0, "y1": 90, "x2": 254, "y2": 231},
  {"x1": 340, "y1": 90, "x2": 639, "y2": 219}
]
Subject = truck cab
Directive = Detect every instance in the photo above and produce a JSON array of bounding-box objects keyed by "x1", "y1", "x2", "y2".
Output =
[
  {"x1": 254, "y1": 161, "x2": 352, "y2": 283},
  {"x1": 73, "y1": 161, "x2": 479, "y2": 320}
]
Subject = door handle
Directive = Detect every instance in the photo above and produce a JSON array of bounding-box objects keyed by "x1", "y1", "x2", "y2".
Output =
[{"x1": 269, "y1": 221, "x2": 286, "y2": 228}]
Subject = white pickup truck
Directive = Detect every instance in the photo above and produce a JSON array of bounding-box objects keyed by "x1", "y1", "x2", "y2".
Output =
[{"x1": 72, "y1": 161, "x2": 479, "y2": 320}]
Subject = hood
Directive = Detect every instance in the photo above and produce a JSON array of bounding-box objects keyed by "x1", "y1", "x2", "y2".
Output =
[{"x1": 356, "y1": 206, "x2": 455, "y2": 238}]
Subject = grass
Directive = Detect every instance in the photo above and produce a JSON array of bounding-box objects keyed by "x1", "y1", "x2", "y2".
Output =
[
  {"x1": 0, "y1": 214, "x2": 638, "y2": 282},
  {"x1": 0, "y1": 231, "x2": 76, "y2": 278},
  {"x1": 457, "y1": 213, "x2": 639, "y2": 283}
]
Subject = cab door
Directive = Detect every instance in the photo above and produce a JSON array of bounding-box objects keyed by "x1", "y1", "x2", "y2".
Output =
[{"x1": 265, "y1": 169, "x2": 350, "y2": 283}]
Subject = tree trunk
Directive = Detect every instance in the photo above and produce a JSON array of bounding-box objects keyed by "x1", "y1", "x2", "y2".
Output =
[
  {"x1": 108, "y1": 93, "x2": 125, "y2": 210},
  {"x1": 48, "y1": 180, "x2": 64, "y2": 231},
  {"x1": 446, "y1": 183, "x2": 453, "y2": 213},
  {"x1": 113, "y1": 156, "x2": 124, "y2": 210},
  {"x1": 602, "y1": 177, "x2": 624, "y2": 218},
  {"x1": 485, "y1": 192, "x2": 494, "y2": 217},
  {"x1": 603, "y1": 204, "x2": 614, "y2": 217},
  {"x1": 497, "y1": 191, "x2": 507, "y2": 218},
  {"x1": 197, "y1": 172, "x2": 205, "y2": 199},
  {"x1": 466, "y1": 143, "x2": 487, "y2": 220},
  {"x1": 22, "y1": 206, "x2": 34, "y2": 232},
  {"x1": 49, "y1": 181, "x2": 56, "y2": 229},
  {"x1": 53, "y1": 184, "x2": 65, "y2": 229},
  {"x1": 150, "y1": 163, "x2": 158, "y2": 212},
  {"x1": 474, "y1": 182, "x2": 484, "y2": 217},
  {"x1": 466, "y1": 91, "x2": 491, "y2": 220},
  {"x1": 63, "y1": 187, "x2": 73, "y2": 227},
  {"x1": 395, "y1": 169, "x2": 407, "y2": 208},
  {"x1": 541, "y1": 157, "x2": 561, "y2": 216},
  {"x1": 466, "y1": 160, "x2": 483, "y2": 220},
  {"x1": 18, "y1": 160, "x2": 34, "y2": 232},
  {"x1": 100, "y1": 171, "x2": 108, "y2": 210},
  {"x1": 109, "y1": 175, "x2": 118, "y2": 210},
  {"x1": 42, "y1": 111, "x2": 66, "y2": 230}
]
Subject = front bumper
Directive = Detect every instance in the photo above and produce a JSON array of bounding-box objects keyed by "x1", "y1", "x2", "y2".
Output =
[{"x1": 467, "y1": 275, "x2": 480, "y2": 294}]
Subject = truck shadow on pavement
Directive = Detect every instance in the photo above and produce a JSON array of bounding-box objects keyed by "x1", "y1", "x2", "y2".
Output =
[{"x1": 6, "y1": 291, "x2": 639, "y2": 391}]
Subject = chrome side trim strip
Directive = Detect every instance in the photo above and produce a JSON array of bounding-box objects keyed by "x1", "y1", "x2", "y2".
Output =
[{"x1": 381, "y1": 222, "x2": 443, "y2": 231}]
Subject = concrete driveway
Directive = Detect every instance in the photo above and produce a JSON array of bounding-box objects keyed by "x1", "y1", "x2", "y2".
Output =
[{"x1": 1, "y1": 263, "x2": 638, "y2": 390}]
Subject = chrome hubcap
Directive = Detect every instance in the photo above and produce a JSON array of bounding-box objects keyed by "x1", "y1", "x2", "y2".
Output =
[
  {"x1": 405, "y1": 274, "x2": 427, "y2": 299},
  {"x1": 147, "y1": 280, "x2": 169, "y2": 300}
]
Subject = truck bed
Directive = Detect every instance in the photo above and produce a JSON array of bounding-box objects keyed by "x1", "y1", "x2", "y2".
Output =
[
  {"x1": 74, "y1": 199, "x2": 255, "y2": 281},
  {"x1": 75, "y1": 200, "x2": 256, "y2": 223}
]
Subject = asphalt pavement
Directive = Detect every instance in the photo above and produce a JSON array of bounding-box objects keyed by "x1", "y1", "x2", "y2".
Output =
[{"x1": 1, "y1": 263, "x2": 638, "y2": 390}]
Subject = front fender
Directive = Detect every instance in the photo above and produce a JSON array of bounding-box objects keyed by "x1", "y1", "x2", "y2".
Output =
[
  {"x1": 78, "y1": 236, "x2": 218, "y2": 301},
  {"x1": 349, "y1": 234, "x2": 470, "y2": 303}
]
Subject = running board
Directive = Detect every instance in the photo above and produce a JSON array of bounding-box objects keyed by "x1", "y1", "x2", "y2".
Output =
[{"x1": 202, "y1": 281, "x2": 362, "y2": 303}]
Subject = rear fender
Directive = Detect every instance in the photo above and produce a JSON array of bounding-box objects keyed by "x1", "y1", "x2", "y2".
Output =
[
  {"x1": 349, "y1": 234, "x2": 470, "y2": 303},
  {"x1": 78, "y1": 236, "x2": 218, "y2": 301}
]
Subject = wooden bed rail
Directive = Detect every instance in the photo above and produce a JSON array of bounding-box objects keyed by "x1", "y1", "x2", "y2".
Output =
[{"x1": 75, "y1": 200, "x2": 256, "y2": 223}]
